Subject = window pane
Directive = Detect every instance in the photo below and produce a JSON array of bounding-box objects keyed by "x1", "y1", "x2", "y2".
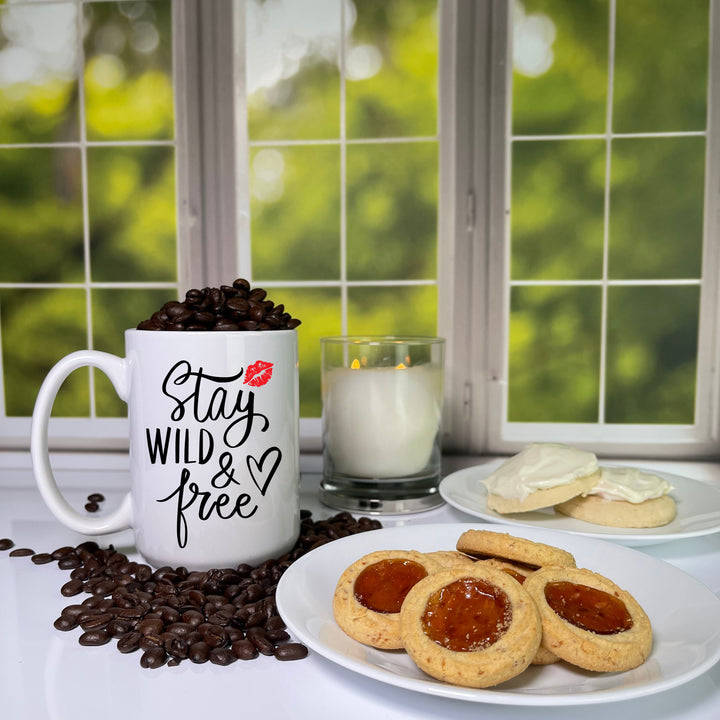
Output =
[
  {"x1": 609, "y1": 137, "x2": 704, "y2": 280},
  {"x1": 0, "y1": 288, "x2": 88, "y2": 417},
  {"x1": 347, "y1": 285, "x2": 437, "y2": 336},
  {"x1": 511, "y1": 139, "x2": 604, "y2": 280},
  {"x1": 606, "y1": 286, "x2": 698, "y2": 424},
  {"x1": 273, "y1": 286, "x2": 341, "y2": 417},
  {"x1": 87, "y1": 145, "x2": 176, "y2": 282},
  {"x1": 251, "y1": 145, "x2": 340, "y2": 281},
  {"x1": 346, "y1": 141, "x2": 437, "y2": 280},
  {"x1": 508, "y1": 285, "x2": 601, "y2": 422},
  {"x1": 0, "y1": 2, "x2": 79, "y2": 143},
  {"x1": 246, "y1": 0, "x2": 340, "y2": 141},
  {"x1": 614, "y1": 0, "x2": 709, "y2": 133},
  {"x1": 346, "y1": 0, "x2": 438, "y2": 139},
  {"x1": 0, "y1": 147, "x2": 84, "y2": 283},
  {"x1": 513, "y1": 0, "x2": 608, "y2": 136},
  {"x1": 92, "y1": 287, "x2": 171, "y2": 417},
  {"x1": 84, "y1": 0, "x2": 174, "y2": 141}
]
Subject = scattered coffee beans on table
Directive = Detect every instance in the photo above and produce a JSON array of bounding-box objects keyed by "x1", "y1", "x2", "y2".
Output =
[
  {"x1": 1, "y1": 510, "x2": 381, "y2": 669},
  {"x1": 84, "y1": 492, "x2": 105, "y2": 513},
  {"x1": 136, "y1": 278, "x2": 301, "y2": 332}
]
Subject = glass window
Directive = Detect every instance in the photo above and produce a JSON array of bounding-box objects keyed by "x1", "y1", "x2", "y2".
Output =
[
  {"x1": 245, "y1": 0, "x2": 440, "y2": 418},
  {"x1": 500, "y1": 0, "x2": 712, "y2": 449},
  {"x1": 0, "y1": 0, "x2": 180, "y2": 440}
]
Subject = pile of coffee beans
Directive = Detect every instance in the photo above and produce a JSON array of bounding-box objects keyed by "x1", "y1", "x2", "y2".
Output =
[
  {"x1": 1, "y1": 510, "x2": 381, "y2": 669},
  {"x1": 137, "y1": 278, "x2": 301, "y2": 332}
]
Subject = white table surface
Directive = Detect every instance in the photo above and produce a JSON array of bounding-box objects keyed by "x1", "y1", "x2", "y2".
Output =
[{"x1": 1, "y1": 453, "x2": 720, "y2": 720}]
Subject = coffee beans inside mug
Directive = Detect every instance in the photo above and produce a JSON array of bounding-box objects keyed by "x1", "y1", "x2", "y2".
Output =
[{"x1": 136, "y1": 278, "x2": 301, "y2": 332}]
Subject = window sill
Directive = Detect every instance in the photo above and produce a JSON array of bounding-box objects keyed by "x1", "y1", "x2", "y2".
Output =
[{"x1": 3, "y1": 449, "x2": 720, "y2": 489}]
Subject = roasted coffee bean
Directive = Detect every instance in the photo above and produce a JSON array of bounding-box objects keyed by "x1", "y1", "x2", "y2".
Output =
[
  {"x1": 246, "y1": 627, "x2": 274, "y2": 656},
  {"x1": 0, "y1": 538, "x2": 14, "y2": 551},
  {"x1": 140, "y1": 647, "x2": 167, "y2": 669},
  {"x1": 79, "y1": 613, "x2": 113, "y2": 631},
  {"x1": 165, "y1": 636, "x2": 189, "y2": 660},
  {"x1": 265, "y1": 628, "x2": 290, "y2": 644},
  {"x1": 209, "y1": 647, "x2": 236, "y2": 666},
  {"x1": 117, "y1": 631, "x2": 142, "y2": 654},
  {"x1": 9, "y1": 548, "x2": 34, "y2": 557},
  {"x1": 137, "y1": 617, "x2": 164, "y2": 636},
  {"x1": 84, "y1": 502, "x2": 100, "y2": 513},
  {"x1": 188, "y1": 641, "x2": 210, "y2": 664},
  {"x1": 107, "y1": 619, "x2": 134, "y2": 637},
  {"x1": 232, "y1": 638, "x2": 258, "y2": 660},
  {"x1": 199, "y1": 623, "x2": 227, "y2": 648},
  {"x1": 274, "y1": 643, "x2": 309, "y2": 661},
  {"x1": 31, "y1": 552, "x2": 54, "y2": 565},
  {"x1": 78, "y1": 629, "x2": 111, "y2": 646},
  {"x1": 266, "y1": 616, "x2": 286, "y2": 632},
  {"x1": 58, "y1": 554, "x2": 82, "y2": 569},
  {"x1": 53, "y1": 616, "x2": 77, "y2": 632},
  {"x1": 182, "y1": 609, "x2": 205, "y2": 627},
  {"x1": 91, "y1": 579, "x2": 118, "y2": 596},
  {"x1": 139, "y1": 633, "x2": 164, "y2": 652},
  {"x1": 60, "y1": 604, "x2": 86, "y2": 621},
  {"x1": 87, "y1": 493, "x2": 105, "y2": 503}
]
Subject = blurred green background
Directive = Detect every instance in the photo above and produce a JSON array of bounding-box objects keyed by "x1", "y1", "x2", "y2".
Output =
[{"x1": 0, "y1": 0, "x2": 709, "y2": 427}]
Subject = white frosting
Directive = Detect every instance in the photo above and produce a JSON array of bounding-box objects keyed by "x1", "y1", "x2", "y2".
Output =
[
  {"x1": 588, "y1": 466, "x2": 674, "y2": 503},
  {"x1": 482, "y1": 443, "x2": 599, "y2": 501}
]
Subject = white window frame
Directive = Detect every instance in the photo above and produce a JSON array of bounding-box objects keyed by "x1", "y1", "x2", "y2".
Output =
[{"x1": 452, "y1": 0, "x2": 720, "y2": 459}]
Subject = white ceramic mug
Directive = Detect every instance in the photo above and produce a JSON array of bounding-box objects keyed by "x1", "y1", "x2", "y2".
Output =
[{"x1": 31, "y1": 329, "x2": 300, "y2": 570}]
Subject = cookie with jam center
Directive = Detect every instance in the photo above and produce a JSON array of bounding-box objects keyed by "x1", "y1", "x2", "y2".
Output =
[
  {"x1": 456, "y1": 529, "x2": 576, "y2": 570},
  {"x1": 523, "y1": 565, "x2": 652, "y2": 672},
  {"x1": 399, "y1": 566, "x2": 541, "y2": 688},
  {"x1": 332, "y1": 550, "x2": 443, "y2": 649}
]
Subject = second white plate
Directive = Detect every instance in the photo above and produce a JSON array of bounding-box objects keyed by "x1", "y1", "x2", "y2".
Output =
[{"x1": 439, "y1": 464, "x2": 720, "y2": 546}]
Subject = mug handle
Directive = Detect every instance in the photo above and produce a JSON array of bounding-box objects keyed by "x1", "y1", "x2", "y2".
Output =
[{"x1": 31, "y1": 350, "x2": 134, "y2": 535}]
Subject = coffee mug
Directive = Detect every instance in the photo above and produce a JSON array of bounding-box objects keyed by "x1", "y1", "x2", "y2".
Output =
[{"x1": 31, "y1": 329, "x2": 300, "y2": 570}]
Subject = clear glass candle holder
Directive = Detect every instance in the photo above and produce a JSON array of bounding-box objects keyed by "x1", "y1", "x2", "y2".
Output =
[{"x1": 320, "y1": 336, "x2": 445, "y2": 514}]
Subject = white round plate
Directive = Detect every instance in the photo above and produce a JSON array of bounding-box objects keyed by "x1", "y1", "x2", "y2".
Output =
[
  {"x1": 439, "y1": 464, "x2": 720, "y2": 546},
  {"x1": 275, "y1": 523, "x2": 720, "y2": 706}
]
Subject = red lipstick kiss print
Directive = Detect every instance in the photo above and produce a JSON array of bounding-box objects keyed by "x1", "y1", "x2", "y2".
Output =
[{"x1": 244, "y1": 360, "x2": 273, "y2": 387}]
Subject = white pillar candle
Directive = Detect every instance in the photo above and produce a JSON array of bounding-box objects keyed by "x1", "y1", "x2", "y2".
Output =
[{"x1": 323, "y1": 364, "x2": 442, "y2": 479}]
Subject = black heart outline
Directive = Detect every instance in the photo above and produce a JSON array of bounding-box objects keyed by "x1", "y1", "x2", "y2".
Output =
[{"x1": 247, "y1": 447, "x2": 282, "y2": 496}]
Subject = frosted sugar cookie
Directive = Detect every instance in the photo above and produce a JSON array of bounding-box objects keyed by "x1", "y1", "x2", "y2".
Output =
[
  {"x1": 555, "y1": 465, "x2": 676, "y2": 528},
  {"x1": 456, "y1": 529, "x2": 576, "y2": 569},
  {"x1": 483, "y1": 443, "x2": 600, "y2": 514},
  {"x1": 400, "y1": 566, "x2": 541, "y2": 688},
  {"x1": 524, "y1": 566, "x2": 652, "y2": 672},
  {"x1": 332, "y1": 550, "x2": 443, "y2": 649}
]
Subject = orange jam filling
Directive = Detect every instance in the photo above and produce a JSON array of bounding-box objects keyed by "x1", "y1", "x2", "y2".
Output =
[
  {"x1": 354, "y1": 559, "x2": 428, "y2": 614},
  {"x1": 500, "y1": 567, "x2": 527, "y2": 584},
  {"x1": 421, "y1": 578, "x2": 512, "y2": 652},
  {"x1": 544, "y1": 581, "x2": 633, "y2": 635}
]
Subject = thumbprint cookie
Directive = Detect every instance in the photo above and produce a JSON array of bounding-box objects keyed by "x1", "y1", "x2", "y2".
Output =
[
  {"x1": 332, "y1": 550, "x2": 443, "y2": 649},
  {"x1": 399, "y1": 566, "x2": 542, "y2": 688},
  {"x1": 523, "y1": 566, "x2": 652, "y2": 672},
  {"x1": 456, "y1": 529, "x2": 576, "y2": 570}
]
